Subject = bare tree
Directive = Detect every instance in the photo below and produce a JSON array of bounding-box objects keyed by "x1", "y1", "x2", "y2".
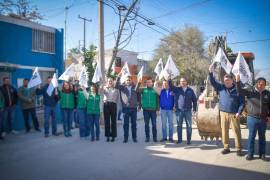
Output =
[
  {"x1": 105, "y1": 0, "x2": 140, "y2": 77},
  {"x1": 0, "y1": 0, "x2": 43, "y2": 21}
]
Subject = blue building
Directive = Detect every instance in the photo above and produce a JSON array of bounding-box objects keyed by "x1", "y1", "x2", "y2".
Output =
[{"x1": 0, "y1": 15, "x2": 64, "y2": 130}]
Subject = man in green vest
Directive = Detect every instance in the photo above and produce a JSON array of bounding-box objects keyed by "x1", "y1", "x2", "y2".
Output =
[
  {"x1": 18, "y1": 79, "x2": 41, "y2": 132},
  {"x1": 138, "y1": 77, "x2": 159, "y2": 142}
]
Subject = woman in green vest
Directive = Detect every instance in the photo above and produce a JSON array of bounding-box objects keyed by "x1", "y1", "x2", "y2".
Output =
[
  {"x1": 76, "y1": 85, "x2": 88, "y2": 139},
  {"x1": 59, "y1": 81, "x2": 75, "y2": 137},
  {"x1": 86, "y1": 84, "x2": 101, "y2": 141},
  {"x1": 0, "y1": 90, "x2": 4, "y2": 140}
]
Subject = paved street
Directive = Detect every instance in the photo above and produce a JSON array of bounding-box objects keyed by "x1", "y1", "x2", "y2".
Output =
[{"x1": 0, "y1": 115, "x2": 269, "y2": 180}]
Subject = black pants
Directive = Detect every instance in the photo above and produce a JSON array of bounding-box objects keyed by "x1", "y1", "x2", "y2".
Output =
[
  {"x1": 104, "y1": 102, "x2": 117, "y2": 138},
  {"x1": 22, "y1": 108, "x2": 39, "y2": 131}
]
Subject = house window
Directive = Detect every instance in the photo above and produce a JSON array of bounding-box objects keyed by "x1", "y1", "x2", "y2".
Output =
[{"x1": 32, "y1": 29, "x2": 55, "y2": 54}]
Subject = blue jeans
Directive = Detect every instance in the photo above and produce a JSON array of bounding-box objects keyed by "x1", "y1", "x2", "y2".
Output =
[
  {"x1": 247, "y1": 116, "x2": 267, "y2": 156},
  {"x1": 73, "y1": 108, "x2": 79, "y2": 127},
  {"x1": 143, "y1": 110, "x2": 157, "y2": 139},
  {"x1": 176, "y1": 109, "x2": 192, "y2": 143},
  {"x1": 123, "y1": 107, "x2": 137, "y2": 140},
  {"x1": 88, "y1": 114, "x2": 100, "y2": 140},
  {"x1": 77, "y1": 108, "x2": 87, "y2": 137},
  {"x1": 3, "y1": 106, "x2": 16, "y2": 133},
  {"x1": 61, "y1": 108, "x2": 73, "y2": 136},
  {"x1": 160, "y1": 109, "x2": 173, "y2": 139},
  {"x1": 44, "y1": 106, "x2": 57, "y2": 135}
]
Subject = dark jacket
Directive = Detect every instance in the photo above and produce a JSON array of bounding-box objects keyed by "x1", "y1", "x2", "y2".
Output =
[
  {"x1": 115, "y1": 77, "x2": 139, "y2": 109},
  {"x1": 169, "y1": 80, "x2": 197, "y2": 111},
  {"x1": 236, "y1": 81, "x2": 270, "y2": 118},
  {"x1": 0, "y1": 85, "x2": 18, "y2": 107},
  {"x1": 209, "y1": 73, "x2": 245, "y2": 114},
  {"x1": 36, "y1": 84, "x2": 59, "y2": 107},
  {"x1": 159, "y1": 88, "x2": 174, "y2": 110},
  {"x1": 18, "y1": 86, "x2": 36, "y2": 110}
]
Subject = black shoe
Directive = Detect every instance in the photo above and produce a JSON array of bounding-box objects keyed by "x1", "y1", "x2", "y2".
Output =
[
  {"x1": 35, "y1": 128, "x2": 41, "y2": 132},
  {"x1": 44, "y1": 134, "x2": 49, "y2": 138},
  {"x1": 145, "y1": 138, "x2": 150, "y2": 143},
  {"x1": 221, "y1": 149, "x2": 230, "y2": 155},
  {"x1": 111, "y1": 138, "x2": 115, "y2": 142},
  {"x1": 153, "y1": 138, "x2": 157, "y2": 142},
  {"x1": 123, "y1": 139, "x2": 128, "y2": 143},
  {"x1": 259, "y1": 154, "x2": 266, "y2": 160},
  {"x1": 96, "y1": 137, "x2": 99, "y2": 141},
  {"x1": 176, "y1": 140, "x2": 182, "y2": 144},
  {"x1": 133, "y1": 139, "x2": 138, "y2": 143},
  {"x1": 236, "y1": 150, "x2": 242, "y2": 156},
  {"x1": 0, "y1": 136, "x2": 4, "y2": 140},
  {"x1": 246, "y1": 155, "x2": 253, "y2": 161},
  {"x1": 169, "y1": 138, "x2": 174, "y2": 143},
  {"x1": 160, "y1": 138, "x2": 167, "y2": 142},
  {"x1": 26, "y1": 129, "x2": 30, "y2": 133},
  {"x1": 187, "y1": 141, "x2": 191, "y2": 145},
  {"x1": 107, "y1": 137, "x2": 110, "y2": 142},
  {"x1": 52, "y1": 132, "x2": 60, "y2": 136}
]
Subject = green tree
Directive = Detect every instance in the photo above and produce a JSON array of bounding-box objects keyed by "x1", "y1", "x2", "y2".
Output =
[
  {"x1": 150, "y1": 25, "x2": 210, "y2": 85},
  {"x1": 84, "y1": 45, "x2": 97, "y2": 84}
]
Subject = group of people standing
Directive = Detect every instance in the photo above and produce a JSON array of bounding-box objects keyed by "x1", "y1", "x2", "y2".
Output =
[{"x1": 0, "y1": 69, "x2": 269, "y2": 161}]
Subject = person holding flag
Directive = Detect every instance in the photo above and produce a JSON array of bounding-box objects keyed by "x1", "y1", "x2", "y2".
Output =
[
  {"x1": 115, "y1": 65, "x2": 140, "y2": 143},
  {"x1": 18, "y1": 79, "x2": 41, "y2": 132},
  {"x1": 137, "y1": 76, "x2": 159, "y2": 143},
  {"x1": 236, "y1": 74, "x2": 270, "y2": 161},
  {"x1": 103, "y1": 78, "x2": 119, "y2": 142},
  {"x1": 59, "y1": 81, "x2": 75, "y2": 137},
  {"x1": 85, "y1": 84, "x2": 102, "y2": 141},
  {"x1": 36, "y1": 76, "x2": 60, "y2": 137},
  {"x1": 209, "y1": 63, "x2": 245, "y2": 156}
]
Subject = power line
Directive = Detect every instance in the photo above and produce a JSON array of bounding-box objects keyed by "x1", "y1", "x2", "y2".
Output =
[{"x1": 228, "y1": 38, "x2": 270, "y2": 44}]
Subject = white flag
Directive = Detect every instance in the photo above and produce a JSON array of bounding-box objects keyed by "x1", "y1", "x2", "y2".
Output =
[
  {"x1": 213, "y1": 47, "x2": 232, "y2": 74},
  {"x1": 120, "y1": 62, "x2": 131, "y2": 84},
  {"x1": 46, "y1": 73, "x2": 58, "y2": 96},
  {"x1": 160, "y1": 55, "x2": 180, "y2": 80},
  {"x1": 92, "y1": 64, "x2": 103, "y2": 83},
  {"x1": 28, "y1": 67, "x2": 42, "y2": 88},
  {"x1": 137, "y1": 66, "x2": 144, "y2": 82},
  {"x1": 79, "y1": 65, "x2": 89, "y2": 88},
  {"x1": 58, "y1": 63, "x2": 75, "y2": 81},
  {"x1": 232, "y1": 52, "x2": 252, "y2": 84}
]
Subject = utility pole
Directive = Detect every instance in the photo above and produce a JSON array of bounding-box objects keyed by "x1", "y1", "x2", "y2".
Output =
[
  {"x1": 98, "y1": 0, "x2": 105, "y2": 80},
  {"x1": 78, "y1": 15, "x2": 92, "y2": 59},
  {"x1": 64, "y1": 6, "x2": 69, "y2": 62}
]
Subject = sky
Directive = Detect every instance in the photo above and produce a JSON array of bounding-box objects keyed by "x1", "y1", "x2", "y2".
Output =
[{"x1": 33, "y1": 0, "x2": 270, "y2": 72}]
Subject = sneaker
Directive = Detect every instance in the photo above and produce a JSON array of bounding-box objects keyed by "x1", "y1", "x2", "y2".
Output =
[
  {"x1": 35, "y1": 128, "x2": 42, "y2": 132},
  {"x1": 221, "y1": 149, "x2": 230, "y2": 154},
  {"x1": 11, "y1": 130, "x2": 19, "y2": 135},
  {"x1": 236, "y1": 150, "x2": 242, "y2": 156},
  {"x1": 259, "y1": 154, "x2": 266, "y2": 160},
  {"x1": 123, "y1": 139, "x2": 128, "y2": 143},
  {"x1": 246, "y1": 155, "x2": 253, "y2": 161},
  {"x1": 2, "y1": 132, "x2": 6, "y2": 137},
  {"x1": 44, "y1": 134, "x2": 49, "y2": 138}
]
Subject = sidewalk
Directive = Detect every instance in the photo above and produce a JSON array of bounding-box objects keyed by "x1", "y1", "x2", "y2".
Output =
[{"x1": 0, "y1": 114, "x2": 269, "y2": 180}]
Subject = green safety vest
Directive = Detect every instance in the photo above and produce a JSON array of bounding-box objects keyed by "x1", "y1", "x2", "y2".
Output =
[
  {"x1": 60, "y1": 91, "x2": 74, "y2": 109},
  {"x1": 0, "y1": 91, "x2": 4, "y2": 109},
  {"x1": 86, "y1": 94, "x2": 100, "y2": 114},
  {"x1": 141, "y1": 88, "x2": 157, "y2": 110},
  {"x1": 77, "y1": 90, "x2": 87, "y2": 109}
]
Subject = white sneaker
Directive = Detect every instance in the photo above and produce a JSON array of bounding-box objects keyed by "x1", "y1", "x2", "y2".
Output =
[{"x1": 11, "y1": 130, "x2": 19, "y2": 135}]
